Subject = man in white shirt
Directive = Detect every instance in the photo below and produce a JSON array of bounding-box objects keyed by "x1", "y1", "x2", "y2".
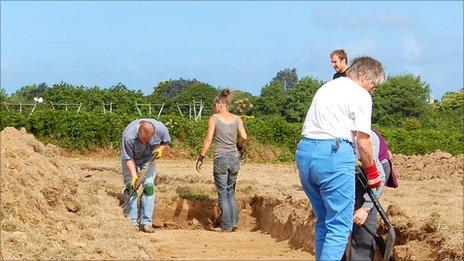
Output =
[{"x1": 296, "y1": 56, "x2": 385, "y2": 260}]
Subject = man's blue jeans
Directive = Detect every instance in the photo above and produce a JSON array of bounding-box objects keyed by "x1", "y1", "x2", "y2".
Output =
[
  {"x1": 213, "y1": 154, "x2": 240, "y2": 230},
  {"x1": 296, "y1": 138, "x2": 355, "y2": 260},
  {"x1": 121, "y1": 159, "x2": 156, "y2": 226}
]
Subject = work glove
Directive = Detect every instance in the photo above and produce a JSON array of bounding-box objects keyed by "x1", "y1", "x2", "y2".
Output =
[
  {"x1": 236, "y1": 142, "x2": 245, "y2": 158},
  {"x1": 363, "y1": 163, "x2": 381, "y2": 188},
  {"x1": 126, "y1": 174, "x2": 138, "y2": 195},
  {"x1": 130, "y1": 174, "x2": 138, "y2": 189},
  {"x1": 196, "y1": 155, "x2": 204, "y2": 173},
  {"x1": 153, "y1": 147, "x2": 164, "y2": 159}
]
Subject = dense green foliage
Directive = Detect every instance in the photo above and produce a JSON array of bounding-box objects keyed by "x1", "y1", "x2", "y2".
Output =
[
  {"x1": 373, "y1": 74, "x2": 430, "y2": 125},
  {"x1": 254, "y1": 80, "x2": 286, "y2": 116},
  {"x1": 150, "y1": 79, "x2": 220, "y2": 116},
  {"x1": 0, "y1": 88, "x2": 7, "y2": 103},
  {"x1": 231, "y1": 90, "x2": 256, "y2": 116},
  {"x1": 1, "y1": 72, "x2": 463, "y2": 158},
  {"x1": 375, "y1": 127, "x2": 463, "y2": 156},
  {"x1": 282, "y1": 76, "x2": 323, "y2": 123},
  {"x1": 1, "y1": 109, "x2": 462, "y2": 157}
]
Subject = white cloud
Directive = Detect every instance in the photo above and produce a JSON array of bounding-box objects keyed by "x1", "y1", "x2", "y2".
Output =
[
  {"x1": 401, "y1": 35, "x2": 421, "y2": 61},
  {"x1": 347, "y1": 38, "x2": 377, "y2": 58}
]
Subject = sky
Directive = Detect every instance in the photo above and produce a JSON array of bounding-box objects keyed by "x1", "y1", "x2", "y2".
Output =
[{"x1": 1, "y1": 1, "x2": 463, "y2": 99}]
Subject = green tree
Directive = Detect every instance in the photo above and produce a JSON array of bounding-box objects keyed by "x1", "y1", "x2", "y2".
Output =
[
  {"x1": 43, "y1": 82, "x2": 86, "y2": 104},
  {"x1": 174, "y1": 82, "x2": 220, "y2": 116},
  {"x1": 151, "y1": 78, "x2": 215, "y2": 115},
  {"x1": 440, "y1": 89, "x2": 464, "y2": 112},
  {"x1": 428, "y1": 89, "x2": 464, "y2": 131},
  {"x1": 282, "y1": 76, "x2": 323, "y2": 123},
  {"x1": 255, "y1": 80, "x2": 286, "y2": 116},
  {"x1": 9, "y1": 83, "x2": 49, "y2": 102},
  {"x1": 151, "y1": 78, "x2": 200, "y2": 99},
  {"x1": 0, "y1": 88, "x2": 7, "y2": 103},
  {"x1": 273, "y1": 68, "x2": 298, "y2": 91},
  {"x1": 104, "y1": 83, "x2": 147, "y2": 114},
  {"x1": 42, "y1": 82, "x2": 147, "y2": 114},
  {"x1": 373, "y1": 74, "x2": 430, "y2": 125},
  {"x1": 231, "y1": 90, "x2": 256, "y2": 115}
]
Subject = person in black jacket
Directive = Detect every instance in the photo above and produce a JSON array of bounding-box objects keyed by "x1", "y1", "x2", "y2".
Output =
[{"x1": 331, "y1": 49, "x2": 349, "y2": 79}]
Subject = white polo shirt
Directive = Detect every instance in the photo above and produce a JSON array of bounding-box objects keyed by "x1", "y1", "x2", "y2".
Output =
[{"x1": 301, "y1": 77, "x2": 372, "y2": 142}]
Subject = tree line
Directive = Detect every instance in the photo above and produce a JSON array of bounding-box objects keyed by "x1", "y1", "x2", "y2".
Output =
[{"x1": 1, "y1": 69, "x2": 462, "y2": 127}]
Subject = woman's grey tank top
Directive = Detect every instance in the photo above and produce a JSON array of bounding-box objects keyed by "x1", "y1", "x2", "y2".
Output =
[{"x1": 213, "y1": 114, "x2": 239, "y2": 157}]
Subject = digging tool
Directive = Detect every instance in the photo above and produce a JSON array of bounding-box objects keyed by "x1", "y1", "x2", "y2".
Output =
[
  {"x1": 355, "y1": 166, "x2": 396, "y2": 261},
  {"x1": 124, "y1": 155, "x2": 156, "y2": 207}
]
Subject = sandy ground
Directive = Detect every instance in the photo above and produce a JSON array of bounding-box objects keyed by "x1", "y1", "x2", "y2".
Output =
[{"x1": 1, "y1": 127, "x2": 463, "y2": 260}]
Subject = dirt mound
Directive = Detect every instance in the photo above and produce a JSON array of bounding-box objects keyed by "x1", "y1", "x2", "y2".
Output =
[
  {"x1": 1, "y1": 127, "x2": 78, "y2": 227},
  {"x1": 0, "y1": 127, "x2": 157, "y2": 260},
  {"x1": 381, "y1": 204, "x2": 463, "y2": 260},
  {"x1": 393, "y1": 151, "x2": 463, "y2": 181}
]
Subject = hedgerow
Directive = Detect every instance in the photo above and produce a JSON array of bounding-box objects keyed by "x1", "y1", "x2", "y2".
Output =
[{"x1": 0, "y1": 110, "x2": 462, "y2": 160}]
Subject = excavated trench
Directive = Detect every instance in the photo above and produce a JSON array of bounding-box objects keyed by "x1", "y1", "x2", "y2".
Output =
[
  {"x1": 151, "y1": 195, "x2": 316, "y2": 254},
  {"x1": 109, "y1": 170, "x2": 461, "y2": 261},
  {"x1": 149, "y1": 195, "x2": 459, "y2": 261}
]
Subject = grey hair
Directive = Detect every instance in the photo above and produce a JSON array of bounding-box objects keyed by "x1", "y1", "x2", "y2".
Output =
[{"x1": 346, "y1": 56, "x2": 385, "y2": 87}]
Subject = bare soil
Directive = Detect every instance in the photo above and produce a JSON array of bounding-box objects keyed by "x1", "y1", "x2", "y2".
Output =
[{"x1": 1, "y1": 127, "x2": 463, "y2": 260}]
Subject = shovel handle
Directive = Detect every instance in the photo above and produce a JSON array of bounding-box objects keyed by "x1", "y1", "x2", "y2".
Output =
[{"x1": 355, "y1": 166, "x2": 396, "y2": 261}]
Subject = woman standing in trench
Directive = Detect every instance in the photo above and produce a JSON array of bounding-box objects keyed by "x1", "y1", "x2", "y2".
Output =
[{"x1": 197, "y1": 88, "x2": 247, "y2": 232}]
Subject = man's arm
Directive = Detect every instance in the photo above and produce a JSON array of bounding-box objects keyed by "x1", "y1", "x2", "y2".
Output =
[
  {"x1": 121, "y1": 136, "x2": 138, "y2": 184},
  {"x1": 151, "y1": 121, "x2": 172, "y2": 159},
  {"x1": 126, "y1": 158, "x2": 138, "y2": 177},
  {"x1": 356, "y1": 131, "x2": 381, "y2": 188},
  {"x1": 353, "y1": 133, "x2": 376, "y2": 225},
  {"x1": 356, "y1": 131, "x2": 375, "y2": 167}
]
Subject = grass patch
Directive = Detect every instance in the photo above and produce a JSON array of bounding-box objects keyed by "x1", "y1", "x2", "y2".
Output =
[{"x1": 176, "y1": 186, "x2": 211, "y2": 201}]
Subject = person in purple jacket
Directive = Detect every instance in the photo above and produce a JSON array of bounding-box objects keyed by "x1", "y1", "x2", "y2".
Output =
[{"x1": 346, "y1": 129, "x2": 398, "y2": 260}]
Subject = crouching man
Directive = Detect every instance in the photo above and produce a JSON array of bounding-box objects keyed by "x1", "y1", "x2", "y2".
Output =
[{"x1": 121, "y1": 119, "x2": 171, "y2": 233}]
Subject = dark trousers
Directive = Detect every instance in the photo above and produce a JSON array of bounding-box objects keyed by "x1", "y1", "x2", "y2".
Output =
[
  {"x1": 344, "y1": 173, "x2": 382, "y2": 261},
  {"x1": 349, "y1": 209, "x2": 377, "y2": 260}
]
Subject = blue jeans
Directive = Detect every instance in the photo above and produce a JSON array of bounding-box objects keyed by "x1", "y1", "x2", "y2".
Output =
[
  {"x1": 121, "y1": 158, "x2": 156, "y2": 226},
  {"x1": 296, "y1": 138, "x2": 356, "y2": 261},
  {"x1": 213, "y1": 154, "x2": 240, "y2": 230}
]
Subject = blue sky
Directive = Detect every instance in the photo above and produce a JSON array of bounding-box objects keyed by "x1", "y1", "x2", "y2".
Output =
[{"x1": 1, "y1": 1, "x2": 463, "y2": 99}]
